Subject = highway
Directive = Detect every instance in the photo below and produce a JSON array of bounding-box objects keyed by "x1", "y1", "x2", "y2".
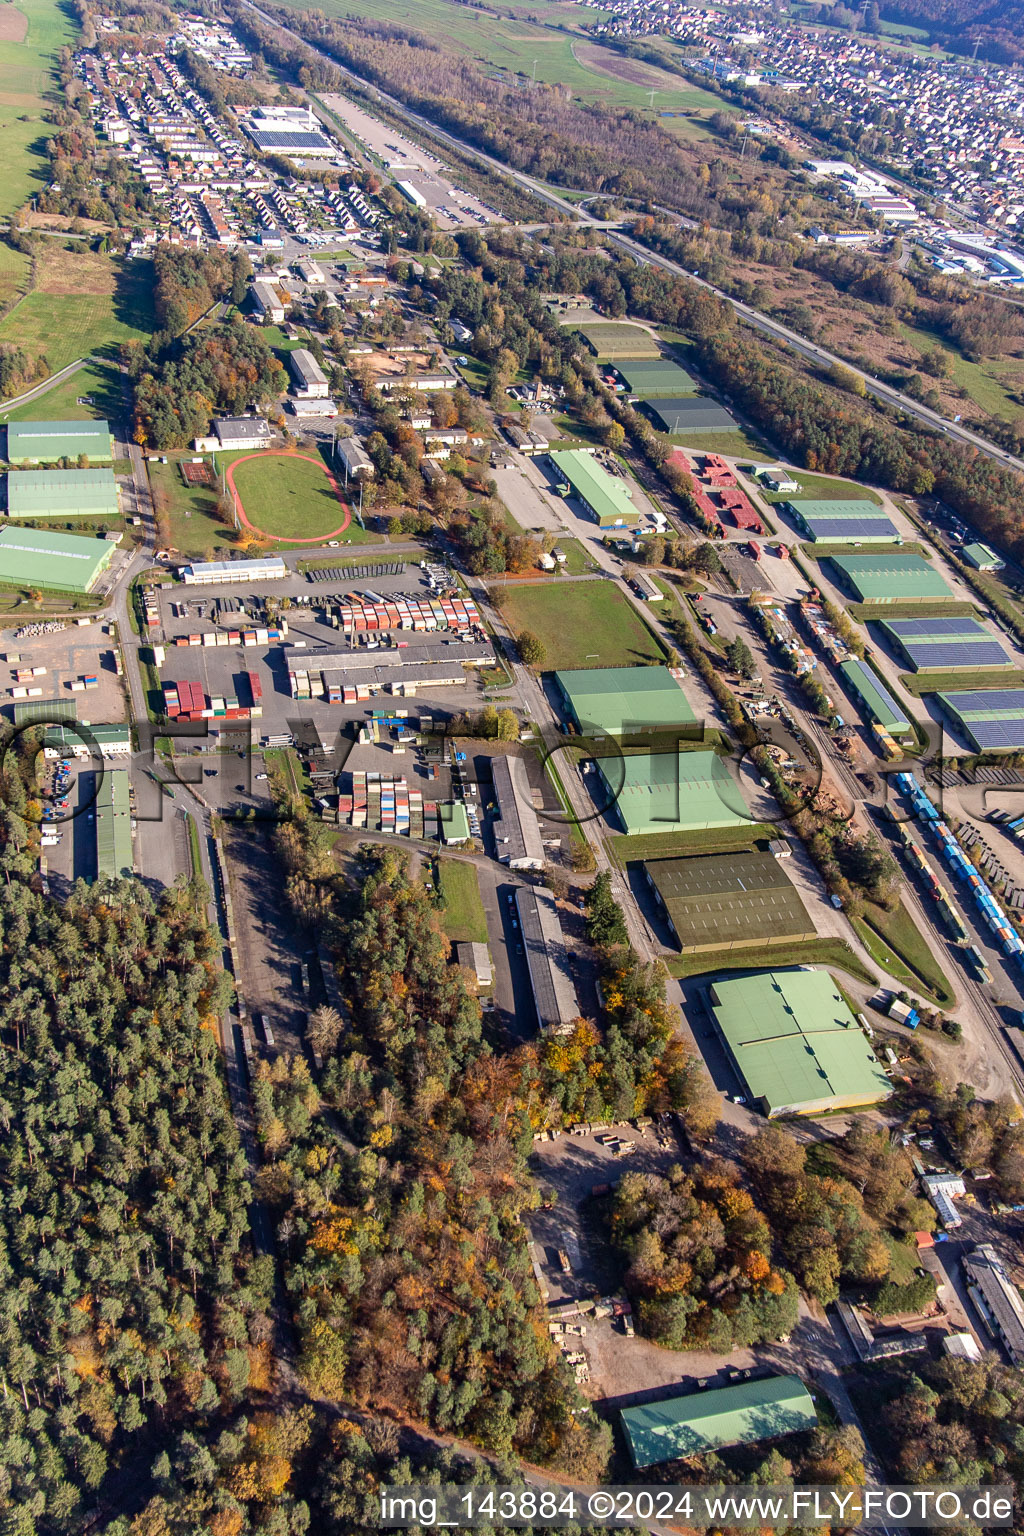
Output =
[{"x1": 243, "y1": 0, "x2": 1024, "y2": 482}]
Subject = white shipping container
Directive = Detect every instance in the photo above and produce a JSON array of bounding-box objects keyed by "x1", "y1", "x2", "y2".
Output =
[{"x1": 31, "y1": 667, "x2": 47, "y2": 677}]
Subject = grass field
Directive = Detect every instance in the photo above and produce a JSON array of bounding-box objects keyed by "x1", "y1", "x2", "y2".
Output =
[
  {"x1": 670, "y1": 428, "x2": 769, "y2": 457},
  {"x1": 0, "y1": 0, "x2": 77, "y2": 219},
  {"x1": 148, "y1": 456, "x2": 235, "y2": 561},
  {"x1": 0, "y1": 248, "x2": 154, "y2": 371},
  {"x1": 666, "y1": 937, "x2": 876, "y2": 985},
  {"x1": 497, "y1": 580, "x2": 666, "y2": 670},
  {"x1": 899, "y1": 320, "x2": 1024, "y2": 429},
  {"x1": 3, "y1": 358, "x2": 124, "y2": 422},
  {"x1": 230, "y1": 451, "x2": 360, "y2": 543},
  {"x1": 550, "y1": 538, "x2": 595, "y2": 576},
  {"x1": 854, "y1": 899, "x2": 955, "y2": 1007},
  {"x1": 900, "y1": 668, "x2": 1024, "y2": 696},
  {"x1": 0, "y1": 241, "x2": 30, "y2": 315},
  {"x1": 436, "y1": 858, "x2": 488, "y2": 945},
  {"x1": 279, "y1": 0, "x2": 730, "y2": 120},
  {"x1": 298, "y1": 550, "x2": 425, "y2": 572},
  {"x1": 763, "y1": 472, "x2": 883, "y2": 505}
]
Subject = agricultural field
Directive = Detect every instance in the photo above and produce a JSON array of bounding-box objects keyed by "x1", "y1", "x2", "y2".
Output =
[
  {"x1": 228, "y1": 450, "x2": 363, "y2": 544},
  {"x1": 497, "y1": 579, "x2": 666, "y2": 670},
  {"x1": 0, "y1": 0, "x2": 76, "y2": 220},
  {"x1": 0, "y1": 241, "x2": 29, "y2": 317},
  {"x1": 3, "y1": 359, "x2": 124, "y2": 422},
  {"x1": 0, "y1": 248, "x2": 154, "y2": 371}
]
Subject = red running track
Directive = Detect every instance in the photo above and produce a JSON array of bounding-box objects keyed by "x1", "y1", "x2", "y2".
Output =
[{"x1": 225, "y1": 449, "x2": 352, "y2": 544}]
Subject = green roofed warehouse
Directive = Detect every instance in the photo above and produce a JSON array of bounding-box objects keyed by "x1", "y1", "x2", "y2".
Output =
[
  {"x1": 0, "y1": 526, "x2": 116, "y2": 593},
  {"x1": 615, "y1": 358, "x2": 697, "y2": 396},
  {"x1": 6, "y1": 419, "x2": 113, "y2": 465},
  {"x1": 961, "y1": 542, "x2": 1003, "y2": 571},
  {"x1": 785, "y1": 499, "x2": 899, "y2": 544},
  {"x1": 597, "y1": 748, "x2": 749, "y2": 836},
  {"x1": 94, "y1": 770, "x2": 133, "y2": 883},
  {"x1": 643, "y1": 849, "x2": 814, "y2": 953},
  {"x1": 838, "y1": 658, "x2": 911, "y2": 735},
  {"x1": 620, "y1": 1375, "x2": 817, "y2": 1469},
  {"x1": 549, "y1": 450, "x2": 639, "y2": 527},
  {"x1": 709, "y1": 969, "x2": 891, "y2": 1117},
  {"x1": 555, "y1": 665, "x2": 695, "y2": 737},
  {"x1": 6, "y1": 468, "x2": 120, "y2": 519},
  {"x1": 828, "y1": 553, "x2": 952, "y2": 604}
]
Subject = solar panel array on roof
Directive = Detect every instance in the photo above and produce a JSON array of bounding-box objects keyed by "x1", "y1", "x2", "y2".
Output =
[
  {"x1": 249, "y1": 128, "x2": 335, "y2": 152},
  {"x1": 879, "y1": 615, "x2": 1012, "y2": 672},
  {"x1": 886, "y1": 617, "x2": 981, "y2": 638},
  {"x1": 798, "y1": 515, "x2": 899, "y2": 542},
  {"x1": 937, "y1": 689, "x2": 1024, "y2": 753}
]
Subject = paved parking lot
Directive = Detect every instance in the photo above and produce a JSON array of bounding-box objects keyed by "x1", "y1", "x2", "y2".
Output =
[{"x1": 0, "y1": 620, "x2": 127, "y2": 729}]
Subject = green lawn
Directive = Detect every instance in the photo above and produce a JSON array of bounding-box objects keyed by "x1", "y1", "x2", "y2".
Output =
[
  {"x1": 763, "y1": 472, "x2": 883, "y2": 505},
  {"x1": 669, "y1": 428, "x2": 769, "y2": 457},
  {"x1": 0, "y1": 242, "x2": 30, "y2": 314},
  {"x1": 899, "y1": 668, "x2": 1024, "y2": 696},
  {"x1": 497, "y1": 580, "x2": 666, "y2": 670},
  {"x1": 0, "y1": 251, "x2": 154, "y2": 371},
  {"x1": 231, "y1": 452, "x2": 355, "y2": 542},
  {"x1": 0, "y1": 0, "x2": 77, "y2": 220},
  {"x1": 551, "y1": 538, "x2": 596, "y2": 575},
  {"x1": 436, "y1": 858, "x2": 488, "y2": 945},
  {"x1": 3, "y1": 359, "x2": 124, "y2": 422},
  {"x1": 298, "y1": 550, "x2": 425, "y2": 572},
  {"x1": 666, "y1": 938, "x2": 877, "y2": 987},
  {"x1": 854, "y1": 900, "x2": 955, "y2": 1008}
]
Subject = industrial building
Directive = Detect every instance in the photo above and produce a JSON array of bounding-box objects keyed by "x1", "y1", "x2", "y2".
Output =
[
  {"x1": 642, "y1": 398, "x2": 737, "y2": 435},
  {"x1": 288, "y1": 638, "x2": 493, "y2": 699},
  {"x1": 879, "y1": 616, "x2": 1012, "y2": 672},
  {"x1": 492, "y1": 754, "x2": 545, "y2": 869},
  {"x1": 214, "y1": 417, "x2": 273, "y2": 451},
  {"x1": 548, "y1": 450, "x2": 639, "y2": 528},
  {"x1": 837, "y1": 658, "x2": 911, "y2": 736},
  {"x1": 620, "y1": 1376, "x2": 817, "y2": 1469},
  {"x1": 708, "y1": 969, "x2": 892, "y2": 1117},
  {"x1": 961, "y1": 542, "x2": 1003, "y2": 571},
  {"x1": 614, "y1": 358, "x2": 697, "y2": 396},
  {"x1": 438, "y1": 801, "x2": 471, "y2": 843},
  {"x1": 643, "y1": 849, "x2": 814, "y2": 953},
  {"x1": 251, "y1": 280, "x2": 288, "y2": 324},
  {"x1": 182, "y1": 556, "x2": 288, "y2": 586},
  {"x1": 288, "y1": 348, "x2": 330, "y2": 399},
  {"x1": 0, "y1": 526, "x2": 116, "y2": 593},
  {"x1": 598, "y1": 749, "x2": 749, "y2": 836},
  {"x1": 554, "y1": 665, "x2": 695, "y2": 737},
  {"x1": 936, "y1": 689, "x2": 1024, "y2": 753},
  {"x1": 6, "y1": 467, "x2": 120, "y2": 519},
  {"x1": 964, "y1": 1245, "x2": 1024, "y2": 1366},
  {"x1": 828, "y1": 554, "x2": 953, "y2": 604},
  {"x1": 785, "y1": 499, "x2": 899, "y2": 543},
  {"x1": 244, "y1": 106, "x2": 338, "y2": 158},
  {"x1": 94, "y1": 769, "x2": 133, "y2": 883},
  {"x1": 515, "y1": 886, "x2": 580, "y2": 1033},
  {"x1": 43, "y1": 723, "x2": 131, "y2": 758},
  {"x1": 6, "y1": 419, "x2": 113, "y2": 465}
]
